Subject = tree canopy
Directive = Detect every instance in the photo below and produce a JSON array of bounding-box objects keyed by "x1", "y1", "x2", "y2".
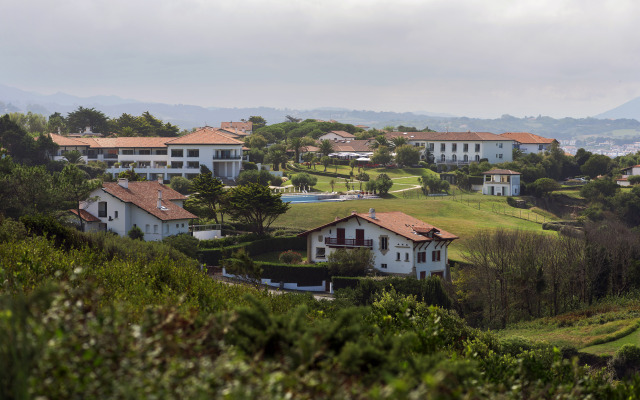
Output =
[{"x1": 226, "y1": 183, "x2": 290, "y2": 235}]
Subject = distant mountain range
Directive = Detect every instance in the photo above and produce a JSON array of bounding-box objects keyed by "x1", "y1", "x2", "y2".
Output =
[{"x1": 2, "y1": 83, "x2": 640, "y2": 140}]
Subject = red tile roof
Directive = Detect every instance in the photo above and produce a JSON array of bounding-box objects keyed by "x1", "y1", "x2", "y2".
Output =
[
  {"x1": 166, "y1": 127, "x2": 243, "y2": 145},
  {"x1": 101, "y1": 181, "x2": 197, "y2": 221},
  {"x1": 299, "y1": 211, "x2": 457, "y2": 243},
  {"x1": 482, "y1": 169, "x2": 521, "y2": 175},
  {"x1": 49, "y1": 134, "x2": 91, "y2": 147},
  {"x1": 69, "y1": 209, "x2": 101, "y2": 222},
  {"x1": 386, "y1": 131, "x2": 508, "y2": 141},
  {"x1": 330, "y1": 140, "x2": 374, "y2": 153},
  {"x1": 328, "y1": 130, "x2": 356, "y2": 138},
  {"x1": 221, "y1": 121, "x2": 252, "y2": 131},
  {"x1": 499, "y1": 132, "x2": 556, "y2": 144}
]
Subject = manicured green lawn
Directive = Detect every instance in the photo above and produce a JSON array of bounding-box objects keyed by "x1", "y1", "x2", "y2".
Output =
[
  {"x1": 273, "y1": 192, "x2": 553, "y2": 262},
  {"x1": 581, "y1": 327, "x2": 640, "y2": 355}
]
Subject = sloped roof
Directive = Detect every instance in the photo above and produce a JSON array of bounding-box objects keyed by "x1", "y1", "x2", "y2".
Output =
[
  {"x1": 101, "y1": 181, "x2": 197, "y2": 221},
  {"x1": 49, "y1": 133, "x2": 91, "y2": 147},
  {"x1": 221, "y1": 121, "x2": 252, "y2": 131},
  {"x1": 499, "y1": 132, "x2": 556, "y2": 144},
  {"x1": 327, "y1": 130, "x2": 356, "y2": 138},
  {"x1": 69, "y1": 209, "x2": 101, "y2": 222},
  {"x1": 386, "y1": 131, "x2": 508, "y2": 141},
  {"x1": 166, "y1": 127, "x2": 243, "y2": 145},
  {"x1": 299, "y1": 211, "x2": 457, "y2": 243},
  {"x1": 482, "y1": 169, "x2": 521, "y2": 175},
  {"x1": 331, "y1": 140, "x2": 374, "y2": 153}
]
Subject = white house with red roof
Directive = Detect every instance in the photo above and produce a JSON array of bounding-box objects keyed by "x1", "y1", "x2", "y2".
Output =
[
  {"x1": 72, "y1": 178, "x2": 197, "y2": 241},
  {"x1": 318, "y1": 130, "x2": 356, "y2": 142},
  {"x1": 299, "y1": 209, "x2": 458, "y2": 279},
  {"x1": 385, "y1": 131, "x2": 513, "y2": 166},
  {"x1": 220, "y1": 121, "x2": 252, "y2": 134},
  {"x1": 499, "y1": 132, "x2": 557, "y2": 154},
  {"x1": 482, "y1": 169, "x2": 521, "y2": 196},
  {"x1": 50, "y1": 127, "x2": 244, "y2": 182}
]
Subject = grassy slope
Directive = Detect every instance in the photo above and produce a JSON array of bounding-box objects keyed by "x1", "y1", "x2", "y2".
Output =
[
  {"x1": 496, "y1": 299, "x2": 640, "y2": 355},
  {"x1": 274, "y1": 192, "x2": 552, "y2": 261}
]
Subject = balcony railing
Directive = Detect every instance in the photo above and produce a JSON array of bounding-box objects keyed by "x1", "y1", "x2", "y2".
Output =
[
  {"x1": 212, "y1": 155, "x2": 242, "y2": 160},
  {"x1": 104, "y1": 154, "x2": 118, "y2": 159},
  {"x1": 325, "y1": 237, "x2": 373, "y2": 248}
]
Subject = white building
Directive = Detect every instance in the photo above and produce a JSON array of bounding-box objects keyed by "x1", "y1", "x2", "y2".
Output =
[
  {"x1": 318, "y1": 130, "x2": 356, "y2": 142},
  {"x1": 482, "y1": 169, "x2": 521, "y2": 196},
  {"x1": 617, "y1": 165, "x2": 640, "y2": 186},
  {"x1": 50, "y1": 127, "x2": 244, "y2": 182},
  {"x1": 71, "y1": 178, "x2": 197, "y2": 241},
  {"x1": 300, "y1": 209, "x2": 458, "y2": 279},
  {"x1": 499, "y1": 132, "x2": 557, "y2": 154},
  {"x1": 386, "y1": 131, "x2": 513, "y2": 166}
]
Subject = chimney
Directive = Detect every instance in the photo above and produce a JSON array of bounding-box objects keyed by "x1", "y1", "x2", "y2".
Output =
[
  {"x1": 157, "y1": 190, "x2": 162, "y2": 209},
  {"x1": 351, "y1": 210, "x2": 357, "y2": 215},
  {"x1": 117, "y1": 178, "x2": 128, "y2": 189},
  {"x1": 157, "y1": 175, "x2": 163, "y2": 185},
  {"x1": 369, "y1": 208, "x2": 376, "y2": 219}
]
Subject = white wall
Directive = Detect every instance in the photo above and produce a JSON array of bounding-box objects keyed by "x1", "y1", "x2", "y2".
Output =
[{"x1": 307, "y1": 217, "x2": 449, "y2": 278}]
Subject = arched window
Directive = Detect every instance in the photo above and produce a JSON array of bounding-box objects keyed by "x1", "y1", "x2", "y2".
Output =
[
  {"x1": 441, "y1": 154, "x2": 446, "y2": 162},
  {"x1": 463, "y1": 155, "x2": 468, "y2": 162},
  {"x1": 475, "y1": 155, "x2": 480, "y2": 162},
  {"x1": 452, "y1": 154, "x2": 457, "y2": 162}
]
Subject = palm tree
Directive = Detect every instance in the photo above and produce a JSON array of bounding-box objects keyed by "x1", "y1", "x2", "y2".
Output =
[
  {"x1": 391, "y1": 136, "x2": 408, "y2": 149},
  {"x1": 318, "y1": 139, "x2": 334, "y2": 157},
  {"x1": 63, "y1": 150, "x2": 85, "y2": 164},
  {"x1": 370, "y1": 136, "x2": 389, "y2": 149}
]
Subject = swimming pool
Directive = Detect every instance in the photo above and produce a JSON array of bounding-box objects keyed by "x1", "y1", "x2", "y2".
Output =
[{"x1": 280, "y1": 194, "x2": 341, "y2": 203}]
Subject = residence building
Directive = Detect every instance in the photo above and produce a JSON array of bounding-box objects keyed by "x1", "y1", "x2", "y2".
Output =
[
  {"x1": 220, "y1": 121, "x2": 253, "y2": 134},
  {"x1": 482, "y1": 169, "x2": 521, "y2": 196},
  {"x1": 71, "y1": 178, "x2": 196, "y2": 241},
  {"x1": 318, "y1": 131, "x2": 356, "y2": 142},
  {"x1": 299, "y1": 209, "x2": 458, "y2": 279},
  {"x1": 617, "y1": 165, "x2": 640, "y2": 186},
  {"x1": 50, "y1": 127, "x2": 244, "y2": 182},
  {"x1": 385, "y1": 131, "x2": 513, "y2": 166},
  {"x1": 499, "y1": 132, "x2": 557, "y2": 154}
]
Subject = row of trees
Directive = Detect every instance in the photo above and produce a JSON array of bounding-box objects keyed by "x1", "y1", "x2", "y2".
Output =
[{"x1": 459, "y1": 223, "x2": 640, "y2": 328}]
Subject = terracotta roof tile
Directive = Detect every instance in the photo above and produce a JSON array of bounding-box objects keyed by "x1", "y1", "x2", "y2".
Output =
[
  {"x1": 499, "y1": 132, "x2": 556, "y2": 144},
  {"x1": 69, "y1": 209, "x2": 101, "y2": 222},
  {"x1": 49, "y1": 133, "x2": 91, "y2": 147},
  {"x1": 102, "y1": 181, "x2": 197, "y2": 221},
  {"x1": 330, "y1": 140, "x2": 374, "y2": 152},
  {"x1": 221, "y1": 121, "x2": 252, "y2": 131},
  {"x1": 299, "y1": 211, "x2": 457, "y2": 242},
  {"x1": 166, "y1": 127, "x2": 244, "y2": 145},
  {"x1": 329, "y1": 130, "x2": 356, "y2": 138}
]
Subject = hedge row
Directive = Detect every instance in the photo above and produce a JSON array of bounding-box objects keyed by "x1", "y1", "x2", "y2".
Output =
[
  {"x1": 258, "y1": 262, "x2": 329, "y2": 287},
  {"x1": 198, "y1": 236, "x2": 307, "y2": 266},
  {"x1": 542, "y1": 221, "x2": 583, "y2": 231},
  {"x1": 332, "y1": 276, "x2": 362, "y2": 290}
]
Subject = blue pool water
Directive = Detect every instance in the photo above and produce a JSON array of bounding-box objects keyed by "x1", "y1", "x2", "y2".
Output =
[{"x1": 280, "y1": 194, "x2": 342, "y2": 203}]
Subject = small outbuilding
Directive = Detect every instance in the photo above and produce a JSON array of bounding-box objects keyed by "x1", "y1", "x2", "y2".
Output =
[{"x1": 482, "y1": 169, "x2": 521, "y2": 196}]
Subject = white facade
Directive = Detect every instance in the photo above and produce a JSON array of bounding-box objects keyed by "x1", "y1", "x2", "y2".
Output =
[
  {"x1": 302, "y1": 211, "x2": 456, "y2": 279},
  {"x1": 50, "y1": 130, "x2": 244, "y2": 182},
  {"x1": 617, "y1": 165, "x2": 640, "y2": 186},
  {"x1": 318, "y1": 131, "x2": 356, "y2": 142},
  {"x1": 79, "y1": 180, "x2": 196, "y2": 241},
  {"x1": 386, "y1": 132, "x2": 513, "y2": 166},
  {"x1": 482, "y1": 170, "x2": 521, "y2": 196}
]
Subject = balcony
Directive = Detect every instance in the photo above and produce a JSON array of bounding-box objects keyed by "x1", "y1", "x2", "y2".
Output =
[
  {"x1": 325, "y1": 237, "x2": 373, "y2": 248},
  {"x1": 104, "y1": 154, "x2": 118, "y2": 159},
  {"x1": 213, "y1": 155, "x2": 242, "y2": 160}
]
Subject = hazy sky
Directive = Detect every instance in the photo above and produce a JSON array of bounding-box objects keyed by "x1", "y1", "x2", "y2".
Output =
[{"x1": 2, "y1": 0, "x2": 640, "y2": 118}]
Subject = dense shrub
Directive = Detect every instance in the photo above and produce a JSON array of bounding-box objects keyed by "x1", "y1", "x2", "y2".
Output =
[
  {"x1": 278, "y1": 250, "x2": 303, "y2": 264},
  {"x1": 609, "y1": 344, "x2": 640, "y2": 379},
  {"x1": 169, "y1": 176, "x2": 192, "y2": 194},
  {"x1": 163, "y1": 233, "x2": 199, "y2": 259},
  {"x1": 127, "y1": 226, "x2": 144, "y2": 240},
  {"x1": 327, "y1": 248, "x2": 374, "y2": 277}
]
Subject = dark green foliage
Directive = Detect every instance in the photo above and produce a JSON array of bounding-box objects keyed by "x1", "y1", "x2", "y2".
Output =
[
  {"x1": 66, "y1": 106, "x2": 109, "y2": 134},
  {"x1": 290, "y1": 172, "x2": 318, "y2": 188},
  {"x1": 394, "y1": 144, "x2": 421, "y2": 167},
  {"x1": 609, "y1": 344, "x2": 640, "y2": 379},
  {"x1": 163, "y1": 234, "x2": 199, "y2": 259},
  {"x1": 259, "y1": 263, "x2": 329, "y2": 286},
  {"x1": 226, "y1": 183, "x2": 290, "y2": 235},
  {"x1": 236, "y1": 169, "x2": 274, "y2": 186},
  {"x1": 169, "y1": 176, "x2": 192, "y2": 194},
  {"x1": 418, "y1": 174, "x2": 449, "y2": 195},
  {"x1": 127, "y1": 226, "x2": 144, "y2": 240},
  {"x1": 327, "y1": 248, "x2": 374, "y2": 277},
  {"x1": 198, "y1": 235, "x2": 306, "y2": 266},
  {"x1": 336, "y1": 277, "x2": 453, "y2": 309},
  {"x1": 222, "y1": 249, "x2": 263, "y2": 284},
  {"x1": 374, "y1": 173, "x2": 393, "y2": 195},
  {"x1": 278, "y1": 250, "x2": 303, "y2": 264},
  {"x1": 529, "y1": 177, "x2": 561, "y2": 197}
]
